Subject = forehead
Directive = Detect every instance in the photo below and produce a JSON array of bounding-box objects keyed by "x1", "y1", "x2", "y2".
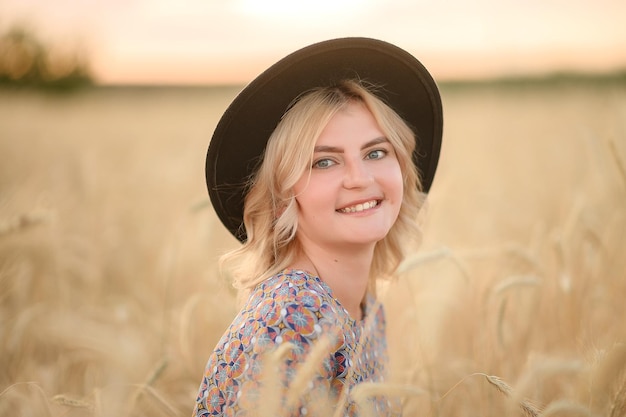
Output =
[{"x1": 314, "y1": 102, "x2": 384, "y2": 147}]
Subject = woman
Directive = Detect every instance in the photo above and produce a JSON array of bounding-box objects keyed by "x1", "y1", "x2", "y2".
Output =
[{"x1": 194, "y1": 38, "x2": 443, "y2": 417}]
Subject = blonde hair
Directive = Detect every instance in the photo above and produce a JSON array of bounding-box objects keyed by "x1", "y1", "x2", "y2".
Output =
[{"x1": 221, "y1": 80, "x2": 424, "y2": 299}]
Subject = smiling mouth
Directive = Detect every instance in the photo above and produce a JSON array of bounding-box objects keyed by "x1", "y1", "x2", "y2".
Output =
[{"x1": 337, "y1": 200, "x2": 380, "y2": 213}]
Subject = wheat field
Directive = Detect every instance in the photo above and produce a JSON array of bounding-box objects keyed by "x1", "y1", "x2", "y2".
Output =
[{"x1": 1, "y1": 81, "x2": 625, "y2": 416}]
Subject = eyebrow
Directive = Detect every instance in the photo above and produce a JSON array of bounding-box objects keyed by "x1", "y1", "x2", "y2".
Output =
[{"x1": 313, "y1": 137, "x2": 389, "y2": 153}]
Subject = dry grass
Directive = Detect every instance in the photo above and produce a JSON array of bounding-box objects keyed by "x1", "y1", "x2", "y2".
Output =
[{"x1": 1, "y1": 82, "x2": 625, "y2": 416}]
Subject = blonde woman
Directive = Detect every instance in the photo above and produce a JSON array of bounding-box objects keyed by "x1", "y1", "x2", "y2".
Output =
[{"x1": 194, "y1": 38, "x2": 443, "y2": 417}]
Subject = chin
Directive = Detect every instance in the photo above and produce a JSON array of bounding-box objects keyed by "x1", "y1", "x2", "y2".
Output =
[{"x1": 343, "y1": 230, "x2": 390, "y2": 245}]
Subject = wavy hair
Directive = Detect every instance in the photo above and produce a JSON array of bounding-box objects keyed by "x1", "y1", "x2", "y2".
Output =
[{"x1": 220, "y1": 80, "x2": 424, "y2": 300}]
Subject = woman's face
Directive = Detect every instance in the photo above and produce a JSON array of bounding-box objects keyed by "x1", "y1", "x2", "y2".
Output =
[{"x1": 292, "y1": 101, "x2": 404, "y2": 252}]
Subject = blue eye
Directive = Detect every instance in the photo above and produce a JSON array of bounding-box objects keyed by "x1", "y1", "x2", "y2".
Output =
[
  {"x1": 313, "y1": 158, "x2": 335, "y2": 169},
  {"x1": 365, "y1": 149, "x2": 387, "y2": 160}
]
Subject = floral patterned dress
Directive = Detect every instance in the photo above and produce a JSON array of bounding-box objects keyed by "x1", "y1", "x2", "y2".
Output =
[{"x1": 193, "y1": 269, "x2": 399, "y2": 416}]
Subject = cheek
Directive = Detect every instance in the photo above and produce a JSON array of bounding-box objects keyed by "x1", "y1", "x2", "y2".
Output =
[
  {"x1": 292, "y1": 177, "x2": 307, "y2": 197},
  {"x1": 295, "y1": 181, "x2": 325, "y2": 210},
  {"x1": 293, "y1": 181, "x2": 315, "y2": 215},
  {"x1": 386, "y1": 163, "x2": 405, "y2": 201}
]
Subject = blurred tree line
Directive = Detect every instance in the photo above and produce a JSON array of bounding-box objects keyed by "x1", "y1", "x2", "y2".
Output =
[{"x1": 0, "y1": 25, "x2": 93, "y2": 89}]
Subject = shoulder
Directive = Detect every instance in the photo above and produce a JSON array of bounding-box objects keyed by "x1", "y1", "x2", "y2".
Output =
[
  {"x1": 248, "y1": 269, "x2": 332, "y2": 309},
  {"x1": 241, "y1": 269, "x2": 347, "y2": 333}
]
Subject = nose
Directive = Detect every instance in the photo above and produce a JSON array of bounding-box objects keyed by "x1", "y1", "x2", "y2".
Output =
[{"x1": 343, "y1": 158, "x2": 374, "y2": 189}]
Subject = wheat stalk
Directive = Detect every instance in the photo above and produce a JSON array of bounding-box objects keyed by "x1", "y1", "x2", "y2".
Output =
[
  {"x1": 332, "y1": 299, "x2": 384, "y2": 417},
  {"x1": 127, "y1": 384, "x2": 179, "y2": 416},
  {"x1": 590, "y1": 343, "x2": 626, "y2": 410},
  {"x1": 491, "y1": 275, "x2": 541, "y2": 348},
  {"x1": 609, "y1": 137, "x2": 626, "y2": 189},
  {"x1": 351, "y1": 382, "x2": 427, "y2": 417},
  {"x1": 459, "y1": 243, "x2": 542, "y2": 274},
  {"x1": 93, "y1": 388, "x2": 103, "y2": 417},
  {"x1": 609, "y1": 373, "x2": 626, "y2": 417},
  {"x1": 539, "y1": 399, "x2": 594, "y2": 416},
  {"x1": 493, "y1": 275, "x2": 541, "y2": 295},
  {"x1": 513, "y1": 358, "x2": 583, "y2": 402},
  {"x1": 0, "y1": 381, "x2": 53, "y2": 417},
  {"x1": 177, "y1": 293, "x2": 205, "y2": 369},
  {"x1": 125, "y1": 357, "x2": 169, "y2": 415},
  {"x1": 439, "y1": 373, "x2": 541, "y2": 416},
  {"x1": 284, "y1": 336, "x2": 333, "y2": 410},
  {"x1": 397, "y1": 247, "x2": 470, "y2": 281},
  {"x1": 253, "y1": 342, "x2": 299, "y2": 417},
  {"x1": 144, "y1": 356, "x2": 168, "y2": 386}
]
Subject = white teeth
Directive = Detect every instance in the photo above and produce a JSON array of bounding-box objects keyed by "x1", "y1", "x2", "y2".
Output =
[{"x1": 339, "y1": 200, "x2": 379, "y2": 213}]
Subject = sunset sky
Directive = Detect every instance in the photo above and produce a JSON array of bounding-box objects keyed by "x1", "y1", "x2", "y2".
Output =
[{"x1": 2, "y1": 0, "x2": 626, "y2": 85}]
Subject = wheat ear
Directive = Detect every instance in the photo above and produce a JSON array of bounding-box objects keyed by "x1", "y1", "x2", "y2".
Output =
[
  {"x1": 257, "y1": 342, "x2": 296, "y2": 417},
  {"x1": 483, "y1": 374, "x2": 541, "y2": 417},
  {"x1": 284, "y1": 336, "x2": 332, "y2": 410}
]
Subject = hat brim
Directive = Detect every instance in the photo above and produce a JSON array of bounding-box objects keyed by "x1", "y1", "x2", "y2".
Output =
[{"x1": 206, "y1": 37, "x2": 443, "y2": 242}]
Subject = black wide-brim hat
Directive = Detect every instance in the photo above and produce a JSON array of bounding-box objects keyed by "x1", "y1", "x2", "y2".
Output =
[{"x1": 206, "y1": 37, "x2": 443, "y2": 242}]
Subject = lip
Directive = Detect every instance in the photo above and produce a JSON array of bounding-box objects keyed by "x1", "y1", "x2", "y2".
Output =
[{"x1": 336, "y1": 197, "x2": 383, "y2": 213}]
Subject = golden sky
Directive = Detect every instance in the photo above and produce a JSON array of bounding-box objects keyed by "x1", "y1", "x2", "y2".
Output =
[{"x1": 2, "y1": 0, "x2": 626, "y2": 84}]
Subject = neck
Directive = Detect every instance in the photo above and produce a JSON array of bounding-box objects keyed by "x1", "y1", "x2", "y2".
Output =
[{"x1": 292, "y1": 240, "x2": 374, "y2": 321}]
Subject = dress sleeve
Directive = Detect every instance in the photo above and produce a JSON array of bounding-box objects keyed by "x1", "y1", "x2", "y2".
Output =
[{"x1": 193, "y1": 284, "x2": 342, "y2": 417}]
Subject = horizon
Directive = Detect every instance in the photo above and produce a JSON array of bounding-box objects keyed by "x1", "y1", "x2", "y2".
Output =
[{"x1": 2, "y1": 0, "x2": 625, "y2": 85}]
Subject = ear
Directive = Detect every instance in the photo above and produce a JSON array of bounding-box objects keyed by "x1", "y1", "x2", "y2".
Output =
[
  {"x1": 275, "y1": 193, "x2": 297, "y2": 219},
  {"x1": 275, "y1": 206, "x2": 285, "y2": 219},
  {"x1": 274, "y1": 199, "x2": 288, "y2": 219}
]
